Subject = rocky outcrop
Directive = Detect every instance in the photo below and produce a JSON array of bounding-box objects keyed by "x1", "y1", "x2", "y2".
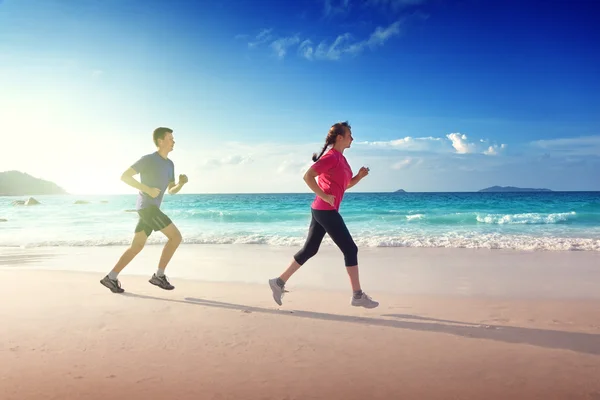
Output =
[
  {"x1": 12, "y1": 197, "x2": 41, "y2": 206},
  {"x1": 0, "y1": 171, "x2": 67, "y2": 196}
]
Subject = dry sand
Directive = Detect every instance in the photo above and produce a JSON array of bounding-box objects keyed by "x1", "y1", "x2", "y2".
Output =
[{"x1": 1, "y1": 245, "x2": 600, "y2": 399}]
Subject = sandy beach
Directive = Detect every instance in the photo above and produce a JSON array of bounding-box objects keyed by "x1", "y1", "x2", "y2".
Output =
[{"x1": 1, "y1": 245, "x2": 600, "y2": 400}]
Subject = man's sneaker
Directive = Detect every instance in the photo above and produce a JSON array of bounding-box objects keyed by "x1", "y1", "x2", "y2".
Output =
[
  {"x1": 351, "y1": 292, "x2": 379, "y2": 309},
  {"x1": 100, "y1": 275, "x2": 124, "y2": 293},
  {"x1": 268, "y1": 278, "x2": 286, "y2": 306},
  {"x1": 149, "y1": 273, "x2": 175, "y2": 290}
]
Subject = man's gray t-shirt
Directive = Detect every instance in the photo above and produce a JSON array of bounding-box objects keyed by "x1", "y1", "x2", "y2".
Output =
[{"x1": 131, "y1": 152, "x2": 175, "y2": 210}]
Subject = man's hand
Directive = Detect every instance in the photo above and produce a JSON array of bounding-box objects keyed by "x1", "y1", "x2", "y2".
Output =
[
  {"x1": 146, "y1": 187, "x2": 161, "y2": 198},
  {"x1": 357, "y1": 166, "x2": 370, "y2": 179},
  {"x1": 168, "y1": 174, "x2": 188, "y2": 195}
]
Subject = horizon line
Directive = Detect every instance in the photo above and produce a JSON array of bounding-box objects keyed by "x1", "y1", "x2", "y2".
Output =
[{"x1": 3, "y1": 190, "x2": 600, "y2": 197}]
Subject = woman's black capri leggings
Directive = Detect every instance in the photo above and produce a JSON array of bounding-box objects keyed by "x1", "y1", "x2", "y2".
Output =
[{"x1": 294, "y1": 208, "x2": 358, "y2": 267}]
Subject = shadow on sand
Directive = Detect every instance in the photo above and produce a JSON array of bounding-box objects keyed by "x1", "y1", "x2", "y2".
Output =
[{"x1": 120, "y1": 292, "x2": 600, "y2": 356}]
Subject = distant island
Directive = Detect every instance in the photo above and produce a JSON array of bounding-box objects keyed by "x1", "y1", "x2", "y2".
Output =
[
  {"x1": 478, "y1": 186, "x2": 552, "y2": 193},
  {"x1": 0, "y1": 171, "x2": 67, "y2": 196},
  {"x1": 394, "y1": 189, "x2": 407, "y2": 193}
]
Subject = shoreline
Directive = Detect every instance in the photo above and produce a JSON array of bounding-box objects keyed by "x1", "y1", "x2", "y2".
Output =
[{"x1": 2, "y1": 244, "x2": 600, "y2": 299}]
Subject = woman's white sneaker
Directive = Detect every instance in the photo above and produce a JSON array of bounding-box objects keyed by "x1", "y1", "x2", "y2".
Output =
[
  {"x1": 269, "y1": 278, "x2": 285, "y2": 306},
  {"x1": 351, "y1": 292, "x2": 379, "y2": 308}
]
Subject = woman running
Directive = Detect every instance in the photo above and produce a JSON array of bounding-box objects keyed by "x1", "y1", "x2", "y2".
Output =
[{"x1": 269, "y1": 121, "x2": 379, "y2": 308}]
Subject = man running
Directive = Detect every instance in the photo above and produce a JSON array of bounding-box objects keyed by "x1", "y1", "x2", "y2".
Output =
[{"x1": 100, "y1": 127, "x2": 188, "y2": 293}]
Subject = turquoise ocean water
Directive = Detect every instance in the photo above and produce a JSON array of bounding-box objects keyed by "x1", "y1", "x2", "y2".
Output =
[{"x1": 1, "y1": 192, "x2": 599, "y2": 251}]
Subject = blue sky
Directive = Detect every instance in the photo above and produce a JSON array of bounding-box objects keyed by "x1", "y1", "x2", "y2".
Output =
[{"x1": 1, "y1": 0, "x2": 599, "y2": 193}]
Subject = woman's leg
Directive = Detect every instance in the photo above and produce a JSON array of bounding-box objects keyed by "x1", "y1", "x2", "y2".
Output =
[
  {"x1": 269, "y1": 212, "x2": 326, "y2": 305},
  {"x1": 312, "y1": 210, "x2": 360, "y2": 288},
  {"x1": 281, "y1": 213, "x2": 326, "y2": 282},
  {"x1": 313, "y1": 210, "x2": 378, "y2": 308}
]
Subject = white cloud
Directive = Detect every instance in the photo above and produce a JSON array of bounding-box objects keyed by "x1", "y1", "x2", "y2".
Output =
[
  {"x1": 446, "y1": 133, "x2": 506, "y2": 156},
  {"x1": 220, "y1": 141, "x2": 322, "y2": 158},
  {"x1": 277, "y1": 159, "x2": 311, "y2": 175},
  {"x1": 298, "y1": 40, "x2": 314, "y2": 60},
  {"x1": 359, "y1": 136, "x2": 443, "y2": 152},
  {"x1": 483, "y1": 143, "x2": 506, "y2": 156},
  {"x1": 343, "y1": 22, "x2": 402, "y2": 56},
  {"x1": 313, "y1": 33, "x2": 353, "y2": 60},
  {"x1": 533, "y1": 136, "x2": 600, "y2": 148},
  {"x1": 304, "y1": 20, "x2": 402, "y2": 60},
  {"x1": 224, "y1": 155, "x2": 253, "y2": 165},
  {"x1": 391, "y1": 157, "x2": 421, "y2": 170},
  {"x1": 202, "y1": 154, "x2": 253, "y2": 169},
  {"x1": 248, "y1": 29, "x2": 273, "y2": 48},
  {"x1": 270, "y1": 35, "x2": 301, "y2": 59},
  {"x1": 531, "y1": 135, "x2": 600, "y2": 156},
  {"x1": 203, "y1": 159, "x2": 221, "y2": 169},
  {"x1": 245, "y1": 20, "x2": 403, "y2": 61},
  {"x1": 446, "y1": 133, "x2": 477, "y2": 154},
  {"x1": 483, "y1": 146, "x2": 497, "y2": 156},
  {"x1": 358, "y1": 134, "x2": 507, "y2": 157}
]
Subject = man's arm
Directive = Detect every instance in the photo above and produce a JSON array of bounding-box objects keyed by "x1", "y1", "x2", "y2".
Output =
[
  {"x1": 121, "y1": 168, "x2": 160, "y2": 198},
  {"x1": 168, "y1": 174, "x2": 188, "y2": 195},
  {"x1": 168, "y1": 181, "x2": 183, "y2": 195},
  {"x1": 121, "y1": 168, "x2": 148, "y2": 192}
]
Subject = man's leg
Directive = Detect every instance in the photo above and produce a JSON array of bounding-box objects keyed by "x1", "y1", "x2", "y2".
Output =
[
  {"x1": 113, "y1": 230, "x2": 149, "y2": 274},
  {"x1": 100, "y1": 230, "x2": 148, "y2": 293},
  {"x1": 149, "y1": 223, "x2": 182, "y2": 290},
  {"x1": 158, "y1": 223, "x2": 182, "y2": 271}
]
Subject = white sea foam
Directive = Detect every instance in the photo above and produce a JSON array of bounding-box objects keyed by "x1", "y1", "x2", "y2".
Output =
[
  {"x1": 476, "y1": 212, "x2": 576, "y2": 224},
  {"x1": 4, "y1": 233, "x2": 599, "y2": 252}
]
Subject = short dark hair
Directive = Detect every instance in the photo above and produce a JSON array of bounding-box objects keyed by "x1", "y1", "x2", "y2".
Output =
[{"x1": 153, "y1": 127, "x2": 173, "y2": 146}]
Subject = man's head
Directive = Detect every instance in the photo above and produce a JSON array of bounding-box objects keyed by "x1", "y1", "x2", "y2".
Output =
[{"x1": 153, "y1": 127, "x2": 175, "y2": 152}]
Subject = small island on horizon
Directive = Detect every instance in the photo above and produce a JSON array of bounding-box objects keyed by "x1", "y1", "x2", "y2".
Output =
[
  {"x1": 390, "y1": 186, "x2": 557, "y2": 193},
  {"x1": 0, "y1": 171, "x2": 67, "y2": 196},
  {"x1": 478, "y1": 186, "x2": 552, "y2": 193}
]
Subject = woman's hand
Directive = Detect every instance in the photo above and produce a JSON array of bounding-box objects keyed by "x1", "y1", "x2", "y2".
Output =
[
  {"x1": 357, "y1": 166, "x2": 370, "y2": 179},
  {"x1": 320, "y1": 194, "x2": 336, "y2": 207}
]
